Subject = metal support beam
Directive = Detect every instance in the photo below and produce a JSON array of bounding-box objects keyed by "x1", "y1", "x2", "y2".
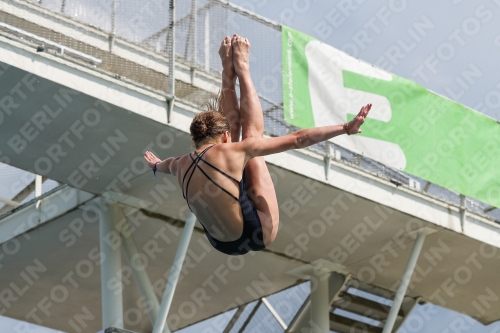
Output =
[
  {"x1": 98, "y1": 201, "x2": 124, "y2": 329},
  {"x1": 185, "y1": 0, "x2": 197, "y2": 66},
  {"x1": 222, "y1": 305, "x2": 246, "y2": 333},
  {"x1": 109, "y1": 0, "x2": 117, "y2": 52},
  {"x1": 168, "y1": 0, "x2": 176, "y2": 95},
  {"x1": 239, "y1": 300, "x2": 262, "y2": 333},
  {"x1": 0, "y1": 196, "x2": 21, "y2": 207},
  {"x1": 166, "y1": 96, "x2": 175, "y2": 124},
  {"x1": 460, "y1": 194, "x2": 467, "y2": 232},
  {"x1": 120, "y1": 218, "x2": 160, "y2": 326},
  {"x1": 142, "y1": 0, "x2": 280, "y2": 47},
  {"x1": 0, "y1": 186, "x2": 94, "y2": 245},
  {"x1": 35, "y1": 174, "x2": 42, "y2": 198},
  {"x1": 393, "y1": 296, "x2": 420, "y2": 332},
  {"x1": 382, "y1": 231, "x2": 426, "y2": 333},
  {"x1": 204, "y1": 9, "x2": 209, "y2": 71},
  {"x1": 0, "y1": 22, "x2": 102, "y2": 64},
  {"x1": 423, "y1": 181, "x2": 431, "y2": 192},
  {"x1": 286, "y1": 266, "x2": 349, "y2": 333},
  {"x1": 212, "y1": 0, "x2": 280, "y2": 30},
  {"x1": 310, "y1": 269, "x2": 329, "y2": 333},
  {"x1": 152, "y1": 211, "x2": 197, "y2": 333},
  {"x1": 187, "y1": 0, "x2": 198, "y2": 86},
  {"x1": 35, "y1": 174, "x2": 42, "y2": 208},
  {"x1": 142, "y1": 2, "x2": 212, "y2": 46},
  {"x1": 262, "y1": 297, "x2": 287, "y2": 330},
  {"x1": 192, "y1": 0, "x2": 197, "y2": 67},
  {"x1": 324, "y1": 144, "x2": 335, "y2": 180}
]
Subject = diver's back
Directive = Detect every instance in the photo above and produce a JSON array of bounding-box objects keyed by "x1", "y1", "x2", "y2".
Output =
[{"x1": 177, "y1": 144, "x2": 246, "y2": 241}]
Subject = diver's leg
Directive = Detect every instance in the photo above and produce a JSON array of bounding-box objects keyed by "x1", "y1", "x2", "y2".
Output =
[
  {"x1": 232, "y1": 34, "x2": 263, "y2": 138},
  {"x1": 218, "y1": 36, "x2": 240, "y2": 142},
  {"x1": 232, "y1": 34, "x2": 279, "y2": 246}
]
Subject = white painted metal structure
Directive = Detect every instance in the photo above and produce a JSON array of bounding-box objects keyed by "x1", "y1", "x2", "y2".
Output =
[
  {"x1": 153, "y1": 211, "x2": 196, "y2": 333},
  {"x1": 381, "y1": 230, "x2": 427, "y2": 333},
  {"x1": 99, "y1": 201, "x2": 125, "y2": 329},
  {"x1": 0, "y1": 1, "x2": 499, "y2": 332},
  {"x1": 310, "y1": 268, "x2": 329, "y2": 332}
]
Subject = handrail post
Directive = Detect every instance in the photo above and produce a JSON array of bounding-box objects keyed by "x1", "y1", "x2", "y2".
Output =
[
  {"x1": 109, "y1": 0, "x2": 117, "y2": 52},
  {"x1": 168, "y1": 0, "x2": 176, "y2": 95}
]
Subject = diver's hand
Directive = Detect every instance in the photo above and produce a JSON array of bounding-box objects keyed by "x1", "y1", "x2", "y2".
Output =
[
  {"x1": 348, "y1": 103, "x2": 371, "y2": 134},
  {"x1": 144, "y1": 151, "x2": 162, "y2": 170}
]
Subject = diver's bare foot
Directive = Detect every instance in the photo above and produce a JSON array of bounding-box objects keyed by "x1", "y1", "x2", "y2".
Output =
[
  {"x1": 232, "y1": 34, "x2": 250, "y2": 78},
  {"x1": 219, "y1": 36, "x2": 235, "y2": 85}
]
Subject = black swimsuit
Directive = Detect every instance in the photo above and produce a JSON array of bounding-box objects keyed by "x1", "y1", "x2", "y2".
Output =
[{"x1": 181, "y1": 145, "x2": 265, "y2": 256}]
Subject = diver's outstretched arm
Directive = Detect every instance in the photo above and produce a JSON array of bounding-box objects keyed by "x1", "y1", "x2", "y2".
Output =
[
  {"x1": 237, "y1": 104, "x2": 372, "y2": 160},
  {"x1": 143, "y1": 151, "x2": 178, "y2": 175}
]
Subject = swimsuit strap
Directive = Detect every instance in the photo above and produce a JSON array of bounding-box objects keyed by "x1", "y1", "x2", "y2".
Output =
[
  {"x1": 181, "y1": 145, "x2": 212, "y2": 199},
  {"x1": 193, "y1": 151, "x2": 241, "y2": 183},
  {"x1": 181, "y1": 161, "x2": 196, "y2": 199},
  {"x1": 189, "y1": 150, "x2": 239, "y2": 202},
  {"x1": 181, "y1": 145, "x2": 213, "y2": 205}
]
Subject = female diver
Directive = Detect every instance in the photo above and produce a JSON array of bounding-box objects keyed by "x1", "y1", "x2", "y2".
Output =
[{"x1": 144, "y1": 34, "x2": 371, "y2": 255}]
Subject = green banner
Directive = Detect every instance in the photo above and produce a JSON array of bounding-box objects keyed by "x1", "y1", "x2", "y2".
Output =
[{"x1": 282, "y1": 25, "x2": 500, "y2": 209}]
